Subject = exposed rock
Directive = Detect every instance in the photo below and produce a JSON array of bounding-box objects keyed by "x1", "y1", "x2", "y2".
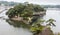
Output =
[{"x1": 38, "y1": 28, "x2": 54, "y2": 35}]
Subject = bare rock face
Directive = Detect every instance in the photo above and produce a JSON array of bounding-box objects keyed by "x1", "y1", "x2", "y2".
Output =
[{"x1": 38, "y1": 28, "x2": 54, "y2": 35}]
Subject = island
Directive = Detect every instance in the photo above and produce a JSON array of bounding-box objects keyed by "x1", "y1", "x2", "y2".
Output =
[{"x1": 6, "y1": 2, "x2": 55, "y2": 35}]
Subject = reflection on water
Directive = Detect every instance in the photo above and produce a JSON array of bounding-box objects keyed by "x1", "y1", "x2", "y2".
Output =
[
  {"x1": 0, "y1": 19, "x2": 33, "y2": 35},
  {"x1": 0, "y1": 8, "x2": 60, "y2": 35},
  {"x1": 0, "y1": 10, "x2": 33, "y2": 35},
  {"x1": 6, "y1": 19, "x2": 31, "y2": 28},
  {"x1": 0, "y1": 6, "x2": 45, "y2": 35}
]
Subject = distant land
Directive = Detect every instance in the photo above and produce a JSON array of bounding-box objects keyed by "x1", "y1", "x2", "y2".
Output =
[
  {"x1": 0, "y1": 1, "x2": 19, "y2": 6},
  {"x1": 41, "y1": 5, "x2": 60, "y2": 8},
  {"x1": 0, "y1": 1, "x2": 60, "y2": 8}
]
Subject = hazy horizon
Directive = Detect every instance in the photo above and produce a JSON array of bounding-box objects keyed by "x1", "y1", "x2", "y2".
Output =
[{"x1": 0, "y1": 0, "x2": 60, "y2": 5}]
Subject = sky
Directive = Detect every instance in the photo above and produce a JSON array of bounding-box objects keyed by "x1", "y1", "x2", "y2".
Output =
[{"x1": 0, "y1": 0, "x2": 60, "y2": 5}]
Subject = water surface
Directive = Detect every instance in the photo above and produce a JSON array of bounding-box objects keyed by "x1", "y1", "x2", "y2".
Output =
[
  {"x1": 44, "y1": 8, "x2": 60, "y2": 33},
  {"x1": 0, "y1": 8, "x2": 60, "y2": 35},
  {"x1": 0, "y1": 10, "x2": 32, "y2": 35}
]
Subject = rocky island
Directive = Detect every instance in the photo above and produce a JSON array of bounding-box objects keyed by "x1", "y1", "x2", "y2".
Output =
[{"x1": 6, "y1": 2, "x2": 55, "y2": 35}]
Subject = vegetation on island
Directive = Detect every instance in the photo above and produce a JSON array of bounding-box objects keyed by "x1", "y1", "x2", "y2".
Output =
[
  {"x1": 6, "y1": 2, "x2": 45, "y2": 18},
  {"x1": 6, "y1": 2, "x2": 55, "y2": 35}
]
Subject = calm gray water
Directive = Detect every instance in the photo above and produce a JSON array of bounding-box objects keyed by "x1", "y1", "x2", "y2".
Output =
[
  {"x1": 44, "y1": 8, "x2": 60, "y2": 33},
  {"x1": 0, "y1": 10, "x2": 33, "y2": 35},
  {"x1": 0, "y1": 8, "x2": 60, "y2": 35}
]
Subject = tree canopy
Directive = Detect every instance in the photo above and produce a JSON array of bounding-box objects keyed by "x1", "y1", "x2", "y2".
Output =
[{"x1": 6, "y1": 2, "x2": 45, "y2": 18}]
